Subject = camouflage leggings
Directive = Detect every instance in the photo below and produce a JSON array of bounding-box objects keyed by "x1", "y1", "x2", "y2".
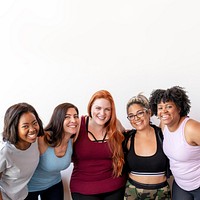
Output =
[{"x1": 124, "y1": 179, "x2": 171, "y2": 200}]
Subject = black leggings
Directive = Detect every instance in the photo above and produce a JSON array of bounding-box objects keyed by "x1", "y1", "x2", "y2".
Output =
[
  {"x1": 172, "y1": 180, "x2": 200, "y2": 200},
  {"x1": 71, "y1": 186, "x2": 125, "y2": 200},
  {"x1": 25, "y1": 181, "x2": 64, "y2": 200}
]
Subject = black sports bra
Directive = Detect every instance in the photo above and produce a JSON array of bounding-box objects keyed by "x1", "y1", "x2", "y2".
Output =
[{"x1": 125, "y1": 125, "x2": 168, "y2": 176}]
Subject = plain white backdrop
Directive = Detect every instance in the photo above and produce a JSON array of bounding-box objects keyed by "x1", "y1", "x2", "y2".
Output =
[{"x1": 1, "y1": 1, "x2": 200, "y2": 199}]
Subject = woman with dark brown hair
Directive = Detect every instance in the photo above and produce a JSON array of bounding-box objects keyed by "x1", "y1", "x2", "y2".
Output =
[
  {"x1": 0, "y1": 102, "x2": 44, "y2": 200},
  {"x1": 26, "y1": 103, "x2": 79, "y2": 200}
]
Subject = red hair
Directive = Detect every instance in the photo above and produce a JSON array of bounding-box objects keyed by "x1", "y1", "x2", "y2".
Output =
[{"x1": 87, "y1": 90, "x2": 124, "y2": 177}]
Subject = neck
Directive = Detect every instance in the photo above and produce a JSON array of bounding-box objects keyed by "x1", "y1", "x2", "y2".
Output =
[
  {"x1": 136, "y1": 125, "x2": 152, "y2": 136},
  {"x1": 168, "y1": 116, "x2": 185, "y2": 132},
  {"x1": 89, "y1": 118, "x2": 105, "y2": 133},
  {"x1": 61, "y1": 134, "x2": 71, "y2": 144},
  {"x1": 15, "y1": 142, "x2": 31, "y2": 150}
]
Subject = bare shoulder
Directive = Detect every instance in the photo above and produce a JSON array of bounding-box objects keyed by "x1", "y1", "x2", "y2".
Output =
[
  {"x1": 38, "y1": 132, "x2": 48, "y2": 154},
  {"x1": 38, "y1": 135, "x2": 45, "y2": 144},
  {"x1": 185, "y1": 119, "x2": 200, "y2": 146},
  {"x1": 73, "y1": 116, "x2": 82, "y2": 143},
  {"x1": 159, "y1": 120, "x2": 165, "y2": 131}
]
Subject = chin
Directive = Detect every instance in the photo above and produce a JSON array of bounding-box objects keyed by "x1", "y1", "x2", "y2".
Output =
[{"x1": 29, "y1": 139, "x2": 37, "y2": 143}]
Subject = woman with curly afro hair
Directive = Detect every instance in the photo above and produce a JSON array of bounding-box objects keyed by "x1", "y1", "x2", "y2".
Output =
[{"x1": 149, "y1": 86, "x2": 200, "y2": 200}]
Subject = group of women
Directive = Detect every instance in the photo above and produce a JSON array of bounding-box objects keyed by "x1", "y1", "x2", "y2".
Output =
[{"x1": 0, "y1": 86, "x2": 200, "y2": 200}]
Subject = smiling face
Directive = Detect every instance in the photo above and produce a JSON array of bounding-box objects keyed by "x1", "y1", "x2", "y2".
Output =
[
  {"x1": 90, "y1": 98, "x2": 111, "y2": 126},
  {"x1": 157, "y1": 101, "x2": 181, "y2": 128},
  {"x1": 127, "y1": 104, "x2": 150, "y2": 131},
  {"x1": 63, "y1": 107, "x2": 79, "y2": 137},
  {"x1": 17, "y1": 112, "x2": 40, "y2": 149}
]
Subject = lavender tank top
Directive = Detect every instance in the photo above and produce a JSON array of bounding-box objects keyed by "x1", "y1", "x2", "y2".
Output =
[{"x1": 163, "y1": 117, "x2": 200, "y2": 191}]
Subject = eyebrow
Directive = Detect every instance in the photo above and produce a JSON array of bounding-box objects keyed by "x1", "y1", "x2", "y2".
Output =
[
  {"x1": 128, "y1": 109, "x2": 144, "y2": 115},
  {"x1": 20, "y1": 119, "x2": 37, "y2": 125}
]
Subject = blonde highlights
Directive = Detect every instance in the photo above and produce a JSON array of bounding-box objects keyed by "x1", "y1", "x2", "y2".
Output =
[{"x1": 127, "y1": 93, "x2": 150, "y2": 113}]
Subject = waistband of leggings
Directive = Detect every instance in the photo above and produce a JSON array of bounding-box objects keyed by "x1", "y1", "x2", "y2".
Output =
[{"x1": 128, "y1": 178, "x2": 168, "y2": 190}]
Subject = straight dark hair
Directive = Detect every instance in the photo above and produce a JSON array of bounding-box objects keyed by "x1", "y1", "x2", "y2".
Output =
[{"x1": 44, "y1": 102, "x2": 79, "y2": 147}]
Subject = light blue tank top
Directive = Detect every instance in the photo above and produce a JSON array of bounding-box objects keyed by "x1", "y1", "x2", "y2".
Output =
[{"x1": 28, "y1": 139, "x2": 73, "y2": 192}]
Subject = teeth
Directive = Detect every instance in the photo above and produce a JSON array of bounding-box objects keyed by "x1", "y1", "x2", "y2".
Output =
[
  {"x1": 162, "y1": 115, "x2": 168, "y2": 120},
  {"x1": 69, "y1": 125, "x2": 77, "y2": 128},
  {"x1": 28, "y1": 134, "x2": 37, "y2": 138},
  {"x1": 98, "y1": 116, "x2": 105, "y2": 120}
]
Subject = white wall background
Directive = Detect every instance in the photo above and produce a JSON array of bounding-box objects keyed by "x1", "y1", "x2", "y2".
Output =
[{"x1": 1, "y1": 0, "x2": 200, "y2": 199}]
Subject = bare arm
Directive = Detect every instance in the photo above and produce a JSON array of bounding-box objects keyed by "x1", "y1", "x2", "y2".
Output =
[
  {"x1": 116, "y1": 119, "x2": 125, "y2": 132},
  {"x1": 159, "y1": 119, "x2": 165, "y2": 131},
  {"x1": 73, "y1": 116, "x2": 81, "y2": 143},
  {"x1": 38, "y1": 135, "x2": 48, "y2": 155},
  {"x1": 185, "y1": 119, "x2": 200, "y2": 146}
]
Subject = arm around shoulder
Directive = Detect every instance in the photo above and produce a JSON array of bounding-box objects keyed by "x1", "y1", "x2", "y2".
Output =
[
  {"x1": 116, "y1": 119, "x2": 125, "y2": 132},
  {"x1": 73, "y1": 116, "x2": 82, "y2": 143}
]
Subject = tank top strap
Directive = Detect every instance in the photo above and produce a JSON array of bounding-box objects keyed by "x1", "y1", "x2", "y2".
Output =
[
  {"x1": 182, "y1": 117, "x2": 190, "y2": 126},
  {"x1": 78, "y1": 115, "x2": 89, "y2": 139},
  {"x1": 129, "y1": 131, "x2": 136, "y2": 155},
  {"x1": 180, "y1": 117, "x2": 190, "y2": 137}
]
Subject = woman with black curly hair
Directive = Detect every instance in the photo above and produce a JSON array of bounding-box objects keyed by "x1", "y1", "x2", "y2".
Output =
[{"x1": 149, "y1": 86, "x2": 200, "y2": 200}]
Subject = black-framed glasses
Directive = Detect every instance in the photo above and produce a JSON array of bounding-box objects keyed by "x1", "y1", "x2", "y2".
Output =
[{"x1": 127, "y1": 109, "x2": 147, "y2": 121}]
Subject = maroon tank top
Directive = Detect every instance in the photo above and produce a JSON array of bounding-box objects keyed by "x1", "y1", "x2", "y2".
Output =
[{"x1": 70, "y1": 116, "x2": 126, "y2": 194}]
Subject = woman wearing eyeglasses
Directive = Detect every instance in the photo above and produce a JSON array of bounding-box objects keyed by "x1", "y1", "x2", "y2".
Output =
[{"x1": 124, "y1": 94, "x2": 171, "y2": 200}]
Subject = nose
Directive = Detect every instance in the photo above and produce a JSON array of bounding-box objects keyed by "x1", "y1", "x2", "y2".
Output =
[
  {"x1": 29, "y1": 125, "x2": 36, "y2": 132},
  {"x1": 161, "y1": 107, "x2": 168, "y2": 113},
  {"x1": 100, "y1": 109, "x2": 105, "y2": 115},
  {"x1": 70, "y1": 116, "x2": 79, "y2": 123},
  {"x1": 70, "y1": 117, "x2": 76, "y2": 122},
  {"x1": 132, "y1": 115, "x2": 139, "y2": 121}
]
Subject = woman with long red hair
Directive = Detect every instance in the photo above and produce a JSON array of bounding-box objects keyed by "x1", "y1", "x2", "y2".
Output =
[{"x1": 70, "y1": 90, "x2": 126, "y2": 200}]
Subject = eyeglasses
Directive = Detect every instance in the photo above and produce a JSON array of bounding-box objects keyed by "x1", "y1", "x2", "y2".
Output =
[{"x1": 127, "y1": 109, "x2": 147, "y2": 121}]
